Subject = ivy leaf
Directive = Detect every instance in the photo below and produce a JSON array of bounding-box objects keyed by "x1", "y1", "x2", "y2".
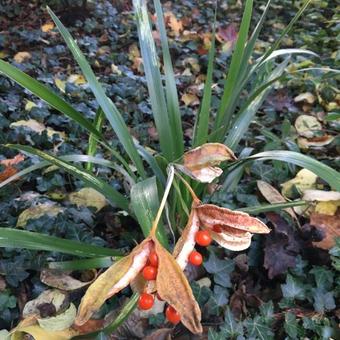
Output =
[
  {"x1": 281, "y1": 274, "x2": 306, "y2": 300},
  {"x1": 213, "y1": 285, "x2": 229, "y2": 306},
  {"x1": 284, "y1": 312, "x2": 304, "y2": 338},
  {"x1": 220, "y1": 307, "x2": 244, "y2": 338},
  {"x1": 310, "y1": 266, "x2": 334, "y2": 290},
  {"x1": 204, "y1": 252, "x2": 234, "y2": 275},
  {"x1": 259, "y1": 301, "x2": 274, "y2": 323},
  {"x1": 312, "y1": 288, "x2": 336, "y2": 313},
  {"x1": 244, "y1": 315, "x2": 274, "y2": 340}
]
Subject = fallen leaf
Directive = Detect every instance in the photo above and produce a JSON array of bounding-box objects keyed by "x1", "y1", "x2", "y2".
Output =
[
  {"x1": 14, "y1": 51, "x2": 31, "y2": 63},
  {"x1": 0, "y1": 154, "x2": 25, "y2": 167},
  {"x1": 0, "y1": 166, "x2": 18, "y2": 183},
  {"x1": 10, "y1": 324, "x2": 77, "y2": 340},
  {"x1": 67, "y1": 74, "x2": 86, "y2": 85},
  {"x1": 294, "y1": 92, "x2": 316, "y2": 104},
  {"x1": 294, "y1": 115, "x2": 322, "y2": 138},
  {"x1": 41, "y1": 22, "x2": 55, "y2": 32},
  {"x1": 25, "y1": 100, "x2": 37, "y2": 111},
  {"x1": 257, "y1": 180, "x2": 297, "y2": 220},
  {"x1": 54, "y1": 78, "x2": 66, "y2": 93},
  {"x1": 38, "y1": 303, "x2": 76, "y2": 331},
  {"x1": 264, "y1": 213, "x2": 301, "y2": 278},
  {"x1": 310, "y1": 213, "x2": 340, "y2": 250},
  {"x1": 181, "y1": 93, "x2": 200, "y2": 106},
  {"x1": 165, "y1": 12, "x2": 183, "y2": 36},
  {"x1": 298, "y1": 135, "x2": 334, "y2": 149},
  {"x1": 10, "y1": 119, "x2": 66, "y2": 140},
  {"x1": 40, "y1": 269, "x2": 97, "y2": 291},
  {"x1": 16, "y1": 203, "x2": 63, "y2": 228},
  {"x1": 68, "y1": 187, "x2": 107, "y2": 212},
  {"x1": 281, "y1": 169, "x2": 318, "y2": 198},
  {"x1": 23, "y1": 289, "x2": 68, "y2": 319}
]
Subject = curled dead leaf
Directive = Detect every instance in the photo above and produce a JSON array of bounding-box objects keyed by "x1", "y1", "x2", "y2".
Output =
[
  {"x1": 40, "y1": 269, "x2": 97, "y2": 291},
  {"x1": 257, "y1": 180, "x2": 297, "y2": 220}
]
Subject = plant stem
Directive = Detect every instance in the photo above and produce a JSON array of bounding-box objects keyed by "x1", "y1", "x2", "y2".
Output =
[{"x1": 150, "y1": 165, "x2": 175, "y2": 236}]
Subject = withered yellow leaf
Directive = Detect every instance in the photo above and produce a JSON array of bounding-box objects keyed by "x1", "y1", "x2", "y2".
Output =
[
  {"x1": 10, "y1": 324, "x2": 77, "y2": 340},
  {"x1": 196, "y1": 204, "x2": 270, "y2": 234},
  {"x1": 13, "y1": 51, "x2": 31, "y2": 63},
  {"x1": 294, "y1": 115, "x2": 321, "y2": 138},
  {"x1": 76, "y1": 238, "x2": 152, "y2": 326},
  {"x1": 41, "y1": 22, "x2": 55, "y2": 32},
  {"x1": 154, "y1": 240, "x2": 202, "y2": 334}
]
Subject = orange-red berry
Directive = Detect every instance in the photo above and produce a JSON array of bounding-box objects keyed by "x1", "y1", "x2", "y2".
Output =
[
  {"x1": 195, "y1": 230, "x2": 212, "y2": 246},
  {"x1": 142, "y1": 265, "x2": 157, "y2": 280},
  {"x1": 165, "y1": 305, "x2": 181, "y2": 324},
  {"x1": 138, "y1": 293, "x2": 154, "y2": 310},
  {"x1": 188, "y1": 251, "x2": 203, "y2": 266},
  {"x1": 148, "y1": 251, "x2": 158, "y2": 267}
]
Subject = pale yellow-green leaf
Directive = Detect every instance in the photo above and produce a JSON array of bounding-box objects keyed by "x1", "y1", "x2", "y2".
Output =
[
  {"x1": 23, "y1": 289, "x2": 67, "y2": 318},
  {"x1": 54, "y1": 78, "x2": 66, "y2": 93},
  {"x1": 0, "y1": 329, "x2": 10, "y2": 340},
  {"x1": 17, "y1": 203, "x2": 63, "y2": 228},
  {"x1": 67, "y1": 74, "x2": 86, "y2": 85},
  {"x1": 10, "y1": 325, "x2": 76, "y2": 340},
  {"x1": 281, "y1": 169, "x2": 318, "y2": 198},
  {"x1": 13, "y1": 51, "x2": 31, "y2": 63},
  {"x1": 294, "y1": 115, "x2": 322, "y2": 138},
  {"x1": 37, "y1": 303, "x2": 76, "y2": 332},
  {"x1": 68, "y1": 187, "x2": 107, "y2": 212},
  {"x1": 294, "y1": 92, "x2": 316, "y2": 104},
  {"x1": 315, "y1": 201, "x2": 340, "y2": 216},
  {"x1": 25, "y1": 100, "x2": 37, "y2": 112}
]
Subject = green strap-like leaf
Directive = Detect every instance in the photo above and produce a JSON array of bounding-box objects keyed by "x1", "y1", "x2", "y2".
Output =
[
  {"x1": 245, "y1": 150, "x2": 340, "y2": 191},
  {"x1": 0, "y1": 59, "x2": 103, "y2": 141},
  {"x1": 193, "y1": 5, "x2": 217, "y2": 147},
  {"x1": 131, "y1": 176, "x2": 169, "y2": 248},
  {"x1": 48, "y1": 257, "x2": 115, "y2": 270},
  {"x1": 133, "y1": 0, "x2": 175, "y2": 161},
  {"x1": 6, "y1": 144, "x2": 130, "y2": 211},
  {"x1": 240, "y1": 200, "x2": 307, "y2": 214},
  {"x1": 0, "y1": 228, "x2": 121, "y2": 257},
  {"x1": 47, "y1": 7, "x2": 146, "y2": 178},
  {"x1": 154, "y1": 0, "x2": 184, "y2": 158},
  {"x1": 213, "y1": 0, "x2": 253, "y2": 139},
  {"x1": 86, "y1": 108, "x2": 105, "y2": 172}
]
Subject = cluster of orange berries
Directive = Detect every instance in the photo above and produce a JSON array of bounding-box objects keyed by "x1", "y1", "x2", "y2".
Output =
[{"x1": 138, "y1": 230, "x2": 212, "y2": 325}]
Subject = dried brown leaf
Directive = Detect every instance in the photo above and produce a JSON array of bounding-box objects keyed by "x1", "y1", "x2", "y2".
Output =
[
  {"x1": 75, "y1": 238, "x2": 152, "y2": 326},
  {"x1": 154, "y1": 239, "x2": 202, "y2": 334},
  {"x1": 40, "y1": 269, "x2": 96, "y2": 291},
  {"x1": 257, "y1": 180, "x2": 297, "y2": 220},
  {"x1": 310, "y1": 213, "x2": 340, "y2": 250}
]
